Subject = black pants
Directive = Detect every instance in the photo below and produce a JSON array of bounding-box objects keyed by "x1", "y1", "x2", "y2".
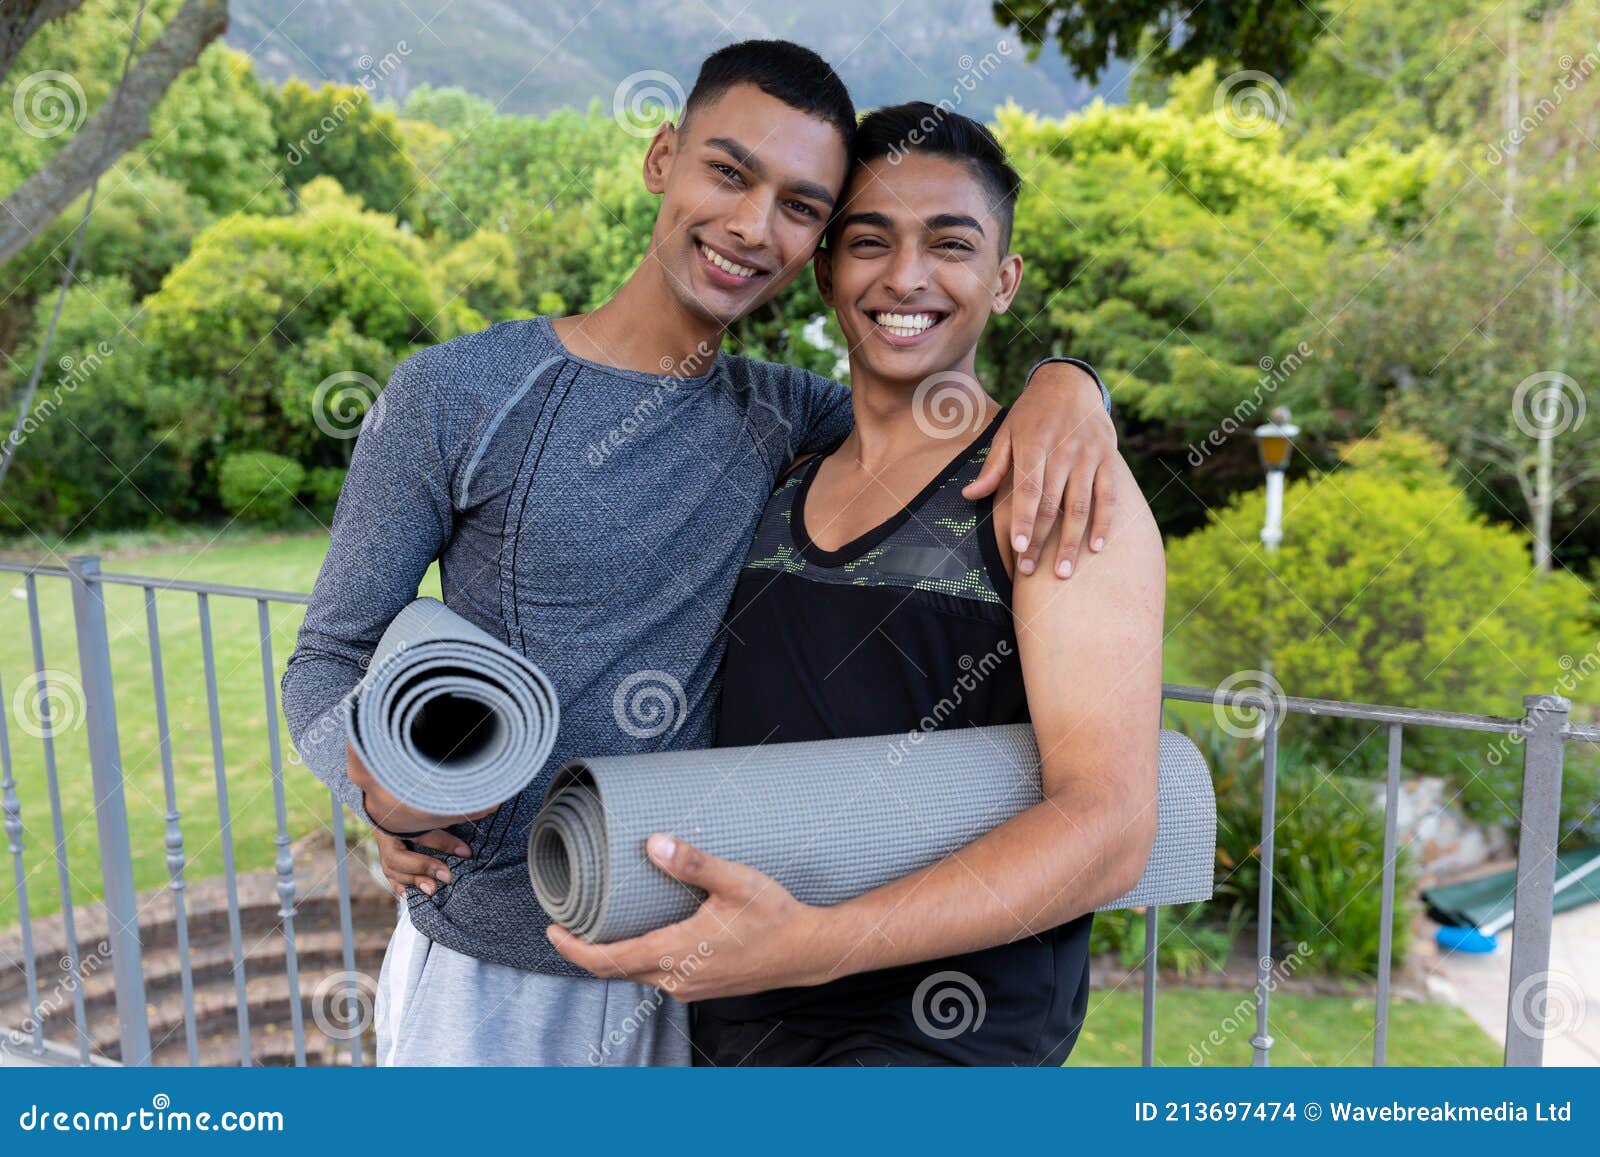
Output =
[{"x1": 691, "y1": 1011, "x2": 956, "y2": 1067}]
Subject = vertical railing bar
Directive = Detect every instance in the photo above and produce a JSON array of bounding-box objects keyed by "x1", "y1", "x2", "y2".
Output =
[
  {"x1": 67, "y1": 556, "x2": 149, "y2": 1065},
  {"x1": 1141, "y1": 906, "x2": 1158, "y2": 1067},
  {"x1": 331, "y1": 796, "x2": 362, "y2": 1067},
  {"x1": 1250, "y1": 701, "x2": 1279, "y2": 1068},
  {"x1": 145, "y1": 586, "x2": 198, "y2": 1065},
  {"x1": 1374, "y1": 723, "x2": 1403, "y2": 1067},
  {"x1": 197, "y1": 592, "x2": 251, "y2": 1065},
  {"x1": 31, "y1": 572, "x2": 93, "y2": 1064},
  {"x1": 0, "y1": 668, "x2": 44, "y2": 1055},
  {"x1": 258, "y1": 600, "x2": 306, "y2": 1066},
  {"x1": 1503, "y1": 694, "x2": 1570, "y2": 1067}
]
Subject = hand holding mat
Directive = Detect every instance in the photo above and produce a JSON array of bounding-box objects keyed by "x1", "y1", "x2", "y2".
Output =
[
  {"x1": 529, "y1": 724, "x2": 1214, "y2": 943},
  {"x1": 345, "y1": 597, "x2": 560, "y2": 816}
]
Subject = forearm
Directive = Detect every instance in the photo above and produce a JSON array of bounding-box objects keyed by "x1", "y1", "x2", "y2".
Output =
[
  {"x1": 807, "y1": 781, "x2": 1152, "y2": 983},
  {"x1": 1024, "y1": 356, "x2": 1111, "y2": 415},
  {"x1": 281, "y1": 650, "x2": 370, "y2": 821}
]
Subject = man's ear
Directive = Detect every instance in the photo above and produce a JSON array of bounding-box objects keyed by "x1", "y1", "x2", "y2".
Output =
[
  {"x1": 992, "y1": 252, "x2": 1024, "y2": 315},
  {"x1": 813, "y1": 245, "x2": 835, "y2": 307},
  {"x1": 642, "y1": 122, "x2": 676, "y2": 195}
]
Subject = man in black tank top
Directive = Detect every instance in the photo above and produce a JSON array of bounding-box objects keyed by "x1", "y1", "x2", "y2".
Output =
[{"x1": 552, "y1": 105, "x2": 1167, "y2": 1066}]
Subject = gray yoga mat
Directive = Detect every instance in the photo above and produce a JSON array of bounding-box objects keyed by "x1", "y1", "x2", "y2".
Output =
[
  {"x1": 345, "y1": 597, "x2": 560, "y2": 815},
  {"x1": 530, "y1": 724, "x2": 1215, "y2": 943}
]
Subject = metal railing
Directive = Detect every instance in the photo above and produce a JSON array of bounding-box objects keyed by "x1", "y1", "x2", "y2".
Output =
[{"x1": 1, "y1": 554, "x2": 1593, "y2": 1068}]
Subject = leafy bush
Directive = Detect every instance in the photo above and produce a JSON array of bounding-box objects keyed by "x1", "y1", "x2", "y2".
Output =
[
  {"x1": 301, "y1": 466, "x2": 348, "y2": 523},
  {"x1": 1166, "y1": 431, "x2": 1598, "y2": 832},
  {"x1": 139, "y1": 184, "x2": 450, "y2": 476},
  {"x1": 219, "y1": 452, "x2": 305, "y2": 526},
  {"x1": 1183, "y1": 721, "x2": 1415, "y2": 979},
  {"x1": 1089, "y1": 903, "x2": 1247, "y2": 979},
  {"x1": 0, "y1": 278, "x2": 193, "y2": 536}
]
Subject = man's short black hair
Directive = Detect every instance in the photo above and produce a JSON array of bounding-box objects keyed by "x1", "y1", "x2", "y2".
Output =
[
  {"x1": 682, "y1": 39, "x2": 856, "y2": 147},
  {"x1": 845, "y1": 101, "x2": 1023, "y2": 251}
]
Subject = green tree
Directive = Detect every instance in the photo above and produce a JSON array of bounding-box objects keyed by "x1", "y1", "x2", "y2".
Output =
[
  {"x1": 270, "y1": 77, "x2": 419, "y2": 217},
  {"x1": 146, "y1": 44, "x2": 284, "y2": 214},
  {"x1": 995, "y1": 0, "x2": 1330, "y2": 83}
]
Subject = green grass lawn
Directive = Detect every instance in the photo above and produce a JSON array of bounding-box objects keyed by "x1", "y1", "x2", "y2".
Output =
[
  {"x1": 1067, "y1": 988, "x2": 1503, "y2": 1067},
  {"x1": 0, "y1": 529, "x2": 439, "y2": 929}
]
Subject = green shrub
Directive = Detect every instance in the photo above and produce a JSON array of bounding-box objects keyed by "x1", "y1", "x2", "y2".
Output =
[
  {"x1": 1188, "y1": 722, "x2": 1415, "y2": 979},
  {"x1": 0, "y1": 277, "x2": 194, "y2": 537},
  {"x1": 302, "y1": 466, "x2": 348, "y2": 523},
  {"x1": 139, "y1": 188, "x2": 449, "y2": 475},
  {"x1": 1166, "y1": 430, "x2": 1598, "y2": 831},
  {"x1": 1089, "y1": 903, "x2": 1247, "y2": 979},
  {"x1": 219, "y1": 452, "x2": 305, "y2": 526}
]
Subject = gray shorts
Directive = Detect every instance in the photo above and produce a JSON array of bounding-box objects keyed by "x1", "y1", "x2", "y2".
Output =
[{"x1": 375, "y1": 905, "x2": 691, "y2": 1066}]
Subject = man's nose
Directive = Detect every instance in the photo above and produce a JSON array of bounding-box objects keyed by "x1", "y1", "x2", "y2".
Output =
[
  {"x1": 725, "y1": 194, "x2": 773, "y2": 251},
  {"x1": 880, "y1": 250, "x2": 930, "y2": 299}
]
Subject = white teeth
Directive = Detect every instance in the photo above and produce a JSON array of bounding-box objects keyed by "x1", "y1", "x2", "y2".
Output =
[
  {"x1": 700, "y1": 243, "x2": 759, "y2": 278},
  {"x1": 871, "y1": 311, "x2": 940, "y2": 337}
]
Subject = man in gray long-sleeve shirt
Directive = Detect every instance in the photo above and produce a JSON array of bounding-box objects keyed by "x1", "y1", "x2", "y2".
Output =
[{"x1": 282, "y1": 39, "x2": 1120, "y2": 1066}]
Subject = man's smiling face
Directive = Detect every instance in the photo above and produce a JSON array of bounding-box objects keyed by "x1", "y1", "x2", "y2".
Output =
[
  {"x1": 644, "y1": 82, "x2": 849, "y2": 329},
  {"x1": 817, "y1": 151, "x2": 1021, "y2": 386}
]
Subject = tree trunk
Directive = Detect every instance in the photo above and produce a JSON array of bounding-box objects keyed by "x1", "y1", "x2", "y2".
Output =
[
  {"x1": 0, "y1": 0, "x2": 84, "y2": 83},
  {"x1": 0, "y1": 0, "x2": 229, "y2": 267}
]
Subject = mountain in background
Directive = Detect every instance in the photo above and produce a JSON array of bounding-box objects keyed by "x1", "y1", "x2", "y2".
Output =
[{"x1": 227, "y1": 0, "x2": 1126, "y2": 118}]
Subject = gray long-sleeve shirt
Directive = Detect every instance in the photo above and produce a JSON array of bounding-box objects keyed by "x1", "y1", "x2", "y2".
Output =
[{"x1": 282, "y1": 315, "x2": 1110, "y2": 974}]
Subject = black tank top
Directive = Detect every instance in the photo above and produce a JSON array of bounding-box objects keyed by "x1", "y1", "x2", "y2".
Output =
[{"x1": 702, "y1": 407, "x2": 1093, "y2": 1066}]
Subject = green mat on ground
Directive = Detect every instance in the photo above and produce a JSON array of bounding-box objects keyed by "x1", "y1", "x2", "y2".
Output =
[{"x1": 1422, "y1": 845, "x2": 1600, "y2": 930}]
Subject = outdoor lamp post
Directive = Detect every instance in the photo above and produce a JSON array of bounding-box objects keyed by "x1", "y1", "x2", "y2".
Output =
[{"x1": 1254, "y1": 406, "x2": 1300, "y2": 553}]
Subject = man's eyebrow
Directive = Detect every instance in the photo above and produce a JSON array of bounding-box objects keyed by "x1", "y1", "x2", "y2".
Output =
[
  {"x1": 837, "y1": 210, "x2": 894, "y2": 231},
  {"x1": 925, "y1": 213, "x2": 984, "y2": 234},
  {"x1": 705, "y1": 136, "x2": 836, "y2": 208},
  {"x1": 705, "y1": 137, "x2": 765, "y2": 176}
]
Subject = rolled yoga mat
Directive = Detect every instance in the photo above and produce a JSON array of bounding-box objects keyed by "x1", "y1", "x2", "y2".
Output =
[
  {"x1": 530, "y1": 724, "x2": 1215, "y2": 943},
  {"x1": 345, "y1": 597, "x2": 560, "y2": 815}
]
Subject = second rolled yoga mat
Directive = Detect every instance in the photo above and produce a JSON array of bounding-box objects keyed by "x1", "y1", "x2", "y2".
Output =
[
  {"x1": 345, "y1": 597, "x2": 560, "y2": 815},
  {"x1": 529, "y1": 724, "x2": 1214, "y2": 943}
]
